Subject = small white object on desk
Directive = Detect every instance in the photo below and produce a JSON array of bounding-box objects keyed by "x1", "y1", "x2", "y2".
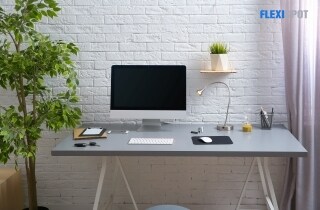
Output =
[
  {"x1": 107, "y1": 130, "x2": 129, "y2": 134},
  {"x1": 199, "y1": 136, "x2": 212, "y2": 143}
]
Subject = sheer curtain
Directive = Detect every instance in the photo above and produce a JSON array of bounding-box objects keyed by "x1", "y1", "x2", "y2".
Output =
[{"x1": 280, "y1": 0, "x2": 320, "y2": 210}]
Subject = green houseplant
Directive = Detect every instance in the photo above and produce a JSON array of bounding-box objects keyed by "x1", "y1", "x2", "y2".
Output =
[
  {"x1": 209, "y1": 42, "x2": 229, "y2": 71},
  {"x1": 0, "y1": 1, "x2": 81, "y2": 209}
]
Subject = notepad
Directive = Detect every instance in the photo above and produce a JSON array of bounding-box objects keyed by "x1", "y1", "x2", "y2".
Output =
[
  {"x1": 73, "y1": 128, "x2": 107, "y2": 140},
  {"x1": 80, "y1": 128, "x2": 105, "y2": 136}
]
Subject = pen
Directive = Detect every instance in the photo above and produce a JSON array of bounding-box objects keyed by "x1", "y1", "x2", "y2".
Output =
[{"x1": 261, "y1": 107, "x2": 270, "y2": 127}]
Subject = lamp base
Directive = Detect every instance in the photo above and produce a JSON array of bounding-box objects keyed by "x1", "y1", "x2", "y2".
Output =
[{"x1": 217, "y1": 124, "x2": 234, "y2": 131}]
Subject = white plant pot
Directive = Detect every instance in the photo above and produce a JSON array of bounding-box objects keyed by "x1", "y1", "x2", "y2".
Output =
[{"x1": 210, "y1": 54, "x2": 229, "y2": 71}]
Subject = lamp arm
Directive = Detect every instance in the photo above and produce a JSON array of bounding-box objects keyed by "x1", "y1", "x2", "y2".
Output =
[
  {"x1": 224, "y1": 83, "x2": 230, "y2": 126},
  {"x1": 202, "y1": 82, "x2": 230, "y2": 126}
]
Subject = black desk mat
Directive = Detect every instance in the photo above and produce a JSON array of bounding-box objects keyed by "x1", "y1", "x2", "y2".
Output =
[{"x1": 192, "y1": 136, "x2": 233, "y2": 145}]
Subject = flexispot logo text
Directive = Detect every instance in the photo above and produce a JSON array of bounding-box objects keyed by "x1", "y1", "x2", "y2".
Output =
[{"x1": 260, "y1": 10, "x2": 308, "y2": 19}]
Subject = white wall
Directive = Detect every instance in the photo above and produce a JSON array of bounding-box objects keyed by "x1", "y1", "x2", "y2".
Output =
[{"x1": 0, "y1": 0, "x2": 287, "y2": 209}]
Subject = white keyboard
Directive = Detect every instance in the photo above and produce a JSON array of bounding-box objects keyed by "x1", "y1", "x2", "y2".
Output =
[{"x1": 129, "y1": 138, "x2": 174, "y2": 145}]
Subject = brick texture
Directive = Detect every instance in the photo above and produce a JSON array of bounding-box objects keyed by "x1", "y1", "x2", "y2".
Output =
[{"x1": 0, "y1": 0, "x2": 287, "y2": 209}]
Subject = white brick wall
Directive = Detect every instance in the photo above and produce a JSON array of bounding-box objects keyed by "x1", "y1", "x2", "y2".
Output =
[{"x1": 0, "y1": 0, "x2": 287, "y2": 209}]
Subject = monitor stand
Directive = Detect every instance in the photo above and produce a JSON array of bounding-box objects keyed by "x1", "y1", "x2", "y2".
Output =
[{"x1": 137, "y1": 119, "x2": 162, "y2": 132}]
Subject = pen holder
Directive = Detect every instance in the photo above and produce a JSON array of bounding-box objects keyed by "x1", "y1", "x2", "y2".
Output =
[{"x1": 260, "y1": 113, "x2": 273, "y2": 129}]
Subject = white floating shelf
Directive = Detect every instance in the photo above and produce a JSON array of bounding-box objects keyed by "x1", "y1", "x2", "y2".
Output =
[{"x1": 200, "y1": 70, "x2": 237, "y2": 73}]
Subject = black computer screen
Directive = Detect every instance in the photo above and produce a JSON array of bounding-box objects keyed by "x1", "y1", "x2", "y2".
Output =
[{"x1": 111, "y1": 65, "x2": 186, "y2": 110}]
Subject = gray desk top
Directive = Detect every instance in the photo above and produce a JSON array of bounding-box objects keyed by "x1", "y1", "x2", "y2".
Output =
[{"x1": 51, "y1": 124, "x2": 307, "y2": 157}]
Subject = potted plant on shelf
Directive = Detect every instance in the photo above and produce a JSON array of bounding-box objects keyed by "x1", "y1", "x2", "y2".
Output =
[
  {"x1": 0, "y1": 1, "x2": 81, "y2": 210},
  {"x1": 209, "y1": 42, "x2": 229, "y2": 71}
]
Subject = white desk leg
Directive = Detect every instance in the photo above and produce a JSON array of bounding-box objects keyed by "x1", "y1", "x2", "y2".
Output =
[
  {"x1": 104, "y1": 157, "x2": 120, "y2": 210},
  {"x1": 236, "y1": 158, "x2": 256, "y2": 210},
  {"x1": 263, "y1": 157, "x2": 279, "y2": 210},
  {"x1": 257, "y1": 157, "x2": 279, "y2": 210},
  {"x1": 93, "y1": 157, "x2": 108, "y2": 210},
  {"x1": 257, "y1": 158, "x2": 269, "y2": 200},
  {"x1": 116, "y1": 156, "x2": 139, "y2": 210},
  {"x1": 236, "y1": 157, "x2": 279, "y2": 210},
  {"x1": 93, "y1": 157, "x2": 138, "y2": 210}
]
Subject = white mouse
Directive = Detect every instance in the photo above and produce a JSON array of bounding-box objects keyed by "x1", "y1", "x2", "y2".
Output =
[{"x1": 199, "y1": 137, "x2": 212, "y2": 143}]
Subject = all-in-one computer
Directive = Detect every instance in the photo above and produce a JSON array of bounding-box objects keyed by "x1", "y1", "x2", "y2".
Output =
[{"x1": 110, "y1": 65, "x2": 186, "y2": 131}]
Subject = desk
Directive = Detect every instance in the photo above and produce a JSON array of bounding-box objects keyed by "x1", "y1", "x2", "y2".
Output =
[{"x1": 52, "y1": 124, "x2": 307, "y2": 210}]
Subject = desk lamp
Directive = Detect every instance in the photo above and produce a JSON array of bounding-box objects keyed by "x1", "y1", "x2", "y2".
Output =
[{"x1": 197, "y1": 82, "x2": 234, "y2": 131}]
